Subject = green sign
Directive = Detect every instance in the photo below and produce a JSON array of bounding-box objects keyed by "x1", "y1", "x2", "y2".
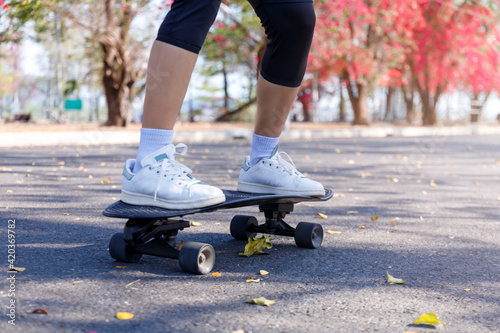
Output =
[{"x1": 65, "y1": 99, "x2": 82, "y2": 110}]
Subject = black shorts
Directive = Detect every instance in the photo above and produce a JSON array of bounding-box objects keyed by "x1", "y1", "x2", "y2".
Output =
[{"x1": 157, "y1": 0, "x2": 315, "y2": 87}]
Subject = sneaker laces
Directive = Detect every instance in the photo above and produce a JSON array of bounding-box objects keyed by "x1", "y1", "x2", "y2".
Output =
[
  {"x1": 154, "y1": 143, "x2": 195, "y2": 201},
  {"x1": 276, "y1": 151, "x2": 302, "y2": 177}
]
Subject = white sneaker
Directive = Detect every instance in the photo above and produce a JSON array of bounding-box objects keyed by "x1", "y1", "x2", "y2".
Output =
[
  {"x1": 121, "y1": 143, "x2": 225, "y2": 209},
  {"x1": 237, "y1": 147, "x2": 325, "y2": 196}
]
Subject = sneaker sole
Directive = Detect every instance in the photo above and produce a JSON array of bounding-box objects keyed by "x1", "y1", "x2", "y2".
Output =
[
  {"x1": 237, "y1": 182, "x2": 325, "y2": 197},
  {"x1": 121, "y1": 190, "x2": 226, "y2": 210}
]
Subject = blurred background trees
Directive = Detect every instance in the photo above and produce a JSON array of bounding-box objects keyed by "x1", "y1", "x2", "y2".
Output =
[{"x1": 1, "y1": 0, "x2": 500, "y2": 126}]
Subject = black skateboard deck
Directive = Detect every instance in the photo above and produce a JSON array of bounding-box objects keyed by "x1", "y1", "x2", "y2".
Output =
[{"x1": 103, "y1": 188, "x2": 333, "y2": 275}]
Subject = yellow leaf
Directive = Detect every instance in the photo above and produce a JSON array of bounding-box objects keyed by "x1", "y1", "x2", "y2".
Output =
[
  {"x1": 116, "y1": 312, "x2": 134, "y2": 320},
  {"x1": 239, "y1": 236, "x2": 272, "y2": 257},
  {"x1": 347, "y1": 211, "x2": 358, "y2": 214},
  {"x1": 178, "y1": 239, "x2": 184, "y2": 251},
  {"x1": 259, "y1": 270, "x2": 269, "y2": 275},
  {"x1": 387, "y1": 271, "x2": 407, "y2": 284},
  {"x1": 6, "y1": 190, "x2": 13, "y2": 193},
  {"x1": 115, "y1": 266, "x2": 127, "y2": 269},
  {"x1": 359, "y1": 226, "x2": 366, "y2": 229},
  {"x1": 391, "y1": 217, "x2": 400, "y2": 225},
  {"x1": 246, "y1": 296, "x2": 276, "y2": 306},
  {"x1": 413, "y1": 312, "x2": 440, "y2": 325},
  {"x1": 246, "y1": 278, "x2": 261, "y2": 283},
  {"x1": 317, "y1": 213, "x2": 328, "y2": 219},
  {"x1": 212, "y1": 272, "x2": 221, "y2": 277},
  {"x1": 430, "y1": 179, "x2": 437, "y2": 187},
  {"x1": 327, "y1": 230, "x2": 341, "y2": 234},
  {"x1": 189, "y1": 221, "x2": 202, "y2": 226},
  {"x1": 464, "y1": 288, "x2": 471, "y2": 291},
  {"x1": 9, "y1": 267, "x2": 25, "y2": 272},
  {"x1": 371, "y1": 215, "x2": 379, "y2": 222},
  {"x1": 101, "y1": 179, "x2": 109, "y2": 183}
]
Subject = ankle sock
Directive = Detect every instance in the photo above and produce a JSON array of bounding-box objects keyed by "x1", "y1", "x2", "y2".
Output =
[
  {"x1": 132, "y1": 128, "x2": 174, "y2": 173},
  {"x1": 249, "y1": 132, "x2": 280, "y2": 166}
]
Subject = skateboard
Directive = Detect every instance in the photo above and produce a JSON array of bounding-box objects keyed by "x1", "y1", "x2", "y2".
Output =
[{"x1": 103, "y1": 188, "x2": 333, "y2": 274}]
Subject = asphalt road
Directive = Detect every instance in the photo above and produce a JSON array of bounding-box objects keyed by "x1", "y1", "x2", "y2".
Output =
[{"x1": 1, "y1": 135, "x2": 499, "y2": 332}]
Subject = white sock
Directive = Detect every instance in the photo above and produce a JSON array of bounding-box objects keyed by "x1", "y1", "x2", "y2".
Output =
[
  {"x1": 249, "y1": 132, "x2": 280, "y2": 166},
  {"x1": 133, "y1": 128, "x2": 174, "y2": 173}
]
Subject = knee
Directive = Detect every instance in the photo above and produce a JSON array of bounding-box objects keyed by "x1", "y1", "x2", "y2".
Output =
[{"x1": 264, "y1": 3, "x2": 316, "y2": 43}]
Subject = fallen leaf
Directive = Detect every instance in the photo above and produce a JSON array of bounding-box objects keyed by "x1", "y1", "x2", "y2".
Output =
[
  {"x1": 56, "y1": 161, "x2": 65, "y2": 166},
  {"x1": 327, "y1": 230, "x2": 341, "y2": 234},
  {"x1": 115, "y1": 266, "x2": 127, "y2": 269},
  {"x1": 473, "y1": 181, "x2": 479, "y2": 185},
  {"x1": 100, "y1": 162, "x2": 107, "y2": 167},
  {"x1": 9, "y1": 267, "x2": 25, "y2": 272},
  {"x1": 116, "y1": 312, "x2": 134, "y2": 320},
  {"x1": 212, "y1": 272, "x2": 221, "y2": 277},
  {"x1": 6, "y1": 190, "x2": 13, "y2": 193},
  {"x1": 333, "y1": 193, "x2": 345, "y2": 197},
  {"x1": 422, "y1": 190, "x2": 427, "y2": 195},
  {"x1": 239, "y1": 236, "x2": 272, "y2": 257},
  {"x1": 371, "y1": 215, "x2": 379, "y2": 222},
  {"x1": 246, "y1": 296, "x2": 276, "y2": 306},
  {"x1": 347, "y1": 160, "x2": 356, "y2": 164},
  {"x1": 61, "y1": 213, "x2": 70, "y2": 216},
  {"x1": 190, "y1": 221, "x2": 202, "y2": 226},
  {"x1": 101, "y1": 179, "x2": 109, "y2": 183},
  {"x1": 390, "y1": 178, "x2": 399, "y2": 183},
  {"x1": 260, "y1": 270, "x2": 269, "y2": 275},
  {"x1": 74, "y1": 218, "x2": 82, "y2": 221},
  {"x1": 464, "y1": 288, "x2": 472, "y2": 291},
  {"x1": 430, "y1": 179, "x2": 437, "y2": 187},
  {"x1": 387, "y1": 271, "x2": 407, "y2": 284},
  {"x1": 413, "y1": 312, "x2": 440, "y2": 325},
  {"x1": 359, "y1": 226, "x2": 366, "y2": 229},
  {"x1": 32, "y1": 308, "x2": 49, "y2": 315},
  {"x1": 391, "y1": 217, "x2": 400, "y2": 225},
  {"x1": 347, "y1": 211, "x2": 358, "y2": 214},
  {"x1": 246, "y1": 278, "x2": 261, "y2": 283},
  {"x1": 317, "y1": 213, "x2": 328, "y2": 219},
  {"x1": 178, "y1": 239, "x2": 184, "y2": 251}
]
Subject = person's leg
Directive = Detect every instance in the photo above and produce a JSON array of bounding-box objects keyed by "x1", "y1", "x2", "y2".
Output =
[
  {"x1": 238, "y1": 0, "x2": 324, "y2": 196},
  {"x1": 123, "y1": 0, "x2": 226, "y2": 209},
  {"x1": 248, "y1": 0, "x2": 316, "y2": 165}
]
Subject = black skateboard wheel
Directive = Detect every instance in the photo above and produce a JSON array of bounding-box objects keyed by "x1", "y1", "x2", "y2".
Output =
[
  {"x1": 178, "y1": 242, "x2": 215, "y2": 275},
  {"x1": 230, "y1": 215, "x2": 258, "y2": 240},
  {"x1": 294, "y1": 222, "x2": 323, "y2": 249},
  {"x1": 109, "y1": 232, "x2": 143, "y2": 263}
]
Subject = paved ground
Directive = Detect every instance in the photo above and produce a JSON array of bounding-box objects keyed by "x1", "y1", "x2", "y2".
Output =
[{"x1": 1, "y1": 135, "x2": 499, "y2": 332}]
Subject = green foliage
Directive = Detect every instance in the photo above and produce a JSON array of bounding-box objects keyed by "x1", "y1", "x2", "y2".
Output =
[{"x1": 0, "y1": 0, "x2": 44, "y2": 43}]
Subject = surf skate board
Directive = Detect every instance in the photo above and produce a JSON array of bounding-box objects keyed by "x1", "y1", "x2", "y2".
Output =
[{"x1": 103, "y1": 188, "x2": 333, "y2": 275}]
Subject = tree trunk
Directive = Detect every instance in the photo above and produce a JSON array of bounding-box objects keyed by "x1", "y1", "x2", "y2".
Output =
[
  {"x1": 384, "y1": 84, "x2": 395, "y2": 122},
  {"x1": 401, "y1": 86, "x2": 416, "y2": 124},
  {"x1": 339, "y1": 84, "x2": 346, "y2": 122},
  {"x1": 344, "y1": 76, "x2": 370, "y2": 125},
  {"x1": 100, "y1": 0, "x2": 132, "y2": 127}
]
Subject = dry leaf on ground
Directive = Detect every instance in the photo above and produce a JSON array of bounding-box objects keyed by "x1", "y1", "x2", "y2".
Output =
[
  {"x1": 413, "y1": 312, "x2": 441, "y2": 325},
  {"x1": 387, "y1": 271, "x2": 407, "y2": 284},
  {"x1": 327, "y1": 230, "x2": 341, "y2": 234},
  {"x1": 317, "y1": 213, "x2": 328, "y2": 219},
  {"x1": 246, "y1": 296, "x2": 276, "y2": 306},
  {"x1": 116, "y1": 312, "x2": 134, "y2": 320},
  {"x1": 239, "y1": 236, "x2": 272, "y2": 257}
]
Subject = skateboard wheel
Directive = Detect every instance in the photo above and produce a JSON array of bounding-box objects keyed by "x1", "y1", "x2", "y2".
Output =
[
  {"x1": 109, "y1": 232, "x2": 143, "y2": 263},
  {"x1": 230, "y1": 215, "x2": 258, "y2": 240},
  {"x1": 178, "y1": 242, "x2": 215, "y2": 275},
  {"x1": 294, "y1": 222, "x2": 323, "y2": 249}
]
